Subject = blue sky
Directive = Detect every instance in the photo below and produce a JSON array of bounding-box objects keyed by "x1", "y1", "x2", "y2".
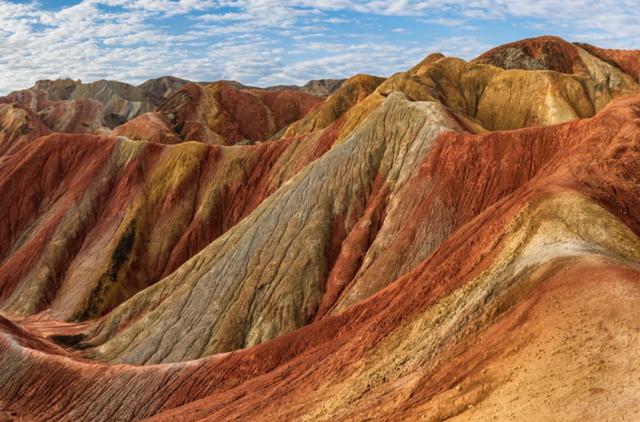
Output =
[{"x1": 0, "y1": 0, "x2": 638, "y2": 93}]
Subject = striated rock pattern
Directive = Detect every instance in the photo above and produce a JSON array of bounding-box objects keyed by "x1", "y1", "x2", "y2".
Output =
[
  {"x1": 31, "y1": 78, "x2": 158, "y2": 127},
  {"x1": 158, "y1": 81, "x2": 323, "y2": 145},
  {"x1": 138, "y1": 76, "x2": 191, "y2": 101},
  {"x1": 111, "y1": 112, "x2": 181, "y2": 144},
  {"x1": 0, "y1": 36, "x2": 640, "y2": 421},
  {"x1": 0, "y1": 129, "x2": 335, "y2": 321},
  {"x1": 0, "y1": 103, "x2": 51, "y2": 157},
  {"x1": 221, "y1": 78, "x2": 345, "y2": 97},
  {"x1": 0, "y1": 88, "x2": 106, "y2": 134}
]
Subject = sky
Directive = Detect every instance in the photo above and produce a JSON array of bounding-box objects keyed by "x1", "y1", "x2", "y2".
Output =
[{"x1": 0, "y1": 0, "x2": 638, "y2": 94}]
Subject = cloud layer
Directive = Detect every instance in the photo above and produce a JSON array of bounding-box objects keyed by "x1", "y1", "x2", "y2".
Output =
[{"x1": 0, "y1": 0, "x2": 638, "y2": 93}]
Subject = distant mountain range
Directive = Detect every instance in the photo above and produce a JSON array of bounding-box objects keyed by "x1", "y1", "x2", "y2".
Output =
[{"x1": 0, "y1": 75, "x2": 345, "y2": 130}]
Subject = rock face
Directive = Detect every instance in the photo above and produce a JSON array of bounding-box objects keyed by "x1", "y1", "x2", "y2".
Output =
[
  {"x1": 27, "y1": 78, "x2": 159, "y2": 127},
  {"x1": 1, "y1": 36, "x2": 640, "y2": 421},
  {"x1": 0, "y1": 88, "x2": 107, "y2": 134},
  {"x1": 110, "y1": 112, "x2": 181, "y2": 144},
  {"x1": 0, "y1": 103, "x2": 51, "y2": 156},
  {"x1": 157, "y1": 81, "x2": 323, "y2": 145}
]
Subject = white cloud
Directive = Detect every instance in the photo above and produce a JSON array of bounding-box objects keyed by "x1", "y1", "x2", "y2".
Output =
[{"x1": 0, "y1": 0, "x2": 637, "y2": 94}]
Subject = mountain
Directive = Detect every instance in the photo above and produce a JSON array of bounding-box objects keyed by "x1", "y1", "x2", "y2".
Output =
[
  {"x1": 150, "y1": 81, "x2": 324, "y2": 145},
  {"x1": 0, "y1": 36, "x2": 640, "y2": 421},
  {"x1": 0, "y1": 87, "x2": 107, "y2": 133},
  {"x1": 213, "y1": 78, "x2": 345, "y2": 96},
  {"x1": 138, "y1": 76, "x2": 191, "y2": 100},
  {"x1": 263, "y1": 78, "x2": 346, "y2": 96},
  {"x1": 30, "y1": 78, "x2": 158, "y2": 127}
]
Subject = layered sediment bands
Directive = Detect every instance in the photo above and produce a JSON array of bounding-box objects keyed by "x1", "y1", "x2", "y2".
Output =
[
  {"x1": 159, "y1": 82, "x2": 323, "y2": 145},
  {"x1": 306, "y1": 36, "x2": 639, "y2": 141},
  {"x1": 79, "y1": 94, "x2": 640, "y2": 365},
  {"x1": 474, "y1": 36, "x2": 640, "y2": 87},
  {"x1": 2, "y1": 173, "x2": 640, "y2": 420},
  {"x1": 32, "y1": 78, "x2": 158, "y2": 127},
  {"x1": 575, "y1": 43, "x2": 640, "y2": 82},
  {"x1": 111, "y1": 112, "x2": 181, "y2": 144},
  {"x1": 318, "y1": 92, "x2": 640, "y2": 315},
  {"x1": 0, "y1": 129, "x2": 335, "y2": 321},
  {"x1": 473, "y1": 35, "x2": 589, "y2": 73},
  {"x1": 0, "y1": 103, "x2": 51, "y2": 156},
  {"x1": 138, "y1": 76, "x2": 190, "y2": 100},
  {"x1": 0, "y1": 88, "x2": 107, "y2": 134},
  {"x1": 71, "y1": 93, "x2": 461, "y2": 364},
  {"x1": 474, "y1": 36, "x2": 639, "y2": 112},
  {"x1": 283, "y1": 74, "x2": 385, "y2": 138}
]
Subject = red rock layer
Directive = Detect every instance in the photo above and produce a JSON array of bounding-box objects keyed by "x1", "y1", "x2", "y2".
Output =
[
  {"x1": 0, "y1": 130, "x2": 334, "y2": 321},
  {"x1": 1, "y1": 37, "x2": 640, "y2": 422},
  {"x1": 0, "y1": 103, "x2": 51, "y2": 157},
  {"x1": 111, "y1": 112, "x2": 180, "y2": 144},
  {"x1": 0, "y1": 88, "x2": 106, "y2": 134},
  {"x1": 474, "y1": 35, "x2": 587, "y2": 73},
  {"x1": 0, "y1": 94, "x2": 639, "y2": 421},
  {"x1": 158, "y1": 81, "x2": 323, "y2": 145}
]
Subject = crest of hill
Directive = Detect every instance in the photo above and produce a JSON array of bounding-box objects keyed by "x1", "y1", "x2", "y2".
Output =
[
  {"x1": 137, "y1": 76, "x2": 190, "y2": 100},
  {"x1": 284, "y1": 36, "x2": 639, "y2": 143},
  {"x1": 0, "y1": 88, "x2": 106, "y2": 134},
  {"x1": 216, "y1": 78, "x2": 345, "y2": 97},
  {"x1": 574, "y1": 42, "x2": 640, "y2": 82},
  {"x1": 156, "y1": 81, "x2": 323, "y2": 145}
]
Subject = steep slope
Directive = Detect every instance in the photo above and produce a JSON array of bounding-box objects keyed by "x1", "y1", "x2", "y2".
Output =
[
  {"x1": 138, "y1": 76, "x2": 190, "y2": 100},
  {"x1": 575, "y1": 42, "x2": 640, "y2": 82},
  {"x1": 157, "y1": 81, "x2": 323, "y2": 145},
  {"x1": 0, "y1": 128, "x2": 336, "y2": 321},
  {"x1": 0, "y1": 93, "x2": 639, "y2": 421},
  {"x1": 0, "y1": 103, "x2": 51, "y2": 157},
  {"x1": 0, "y1": 88, "x2": 106, "y2": 133},
  {"x1": 283, "y1": 74, "x2": 385, "y2": 138},
  {"x1": 71, "y1": 93, "x2": 464, "y2": 363},
  {"x1": 26, "y1": 78, "x2": 159, "y2": 127}
]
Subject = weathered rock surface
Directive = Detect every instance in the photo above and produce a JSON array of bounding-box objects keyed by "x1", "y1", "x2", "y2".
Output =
[
  {"x1": 0, "y1": 36, "x2": 640, "y2": 422},
  {"x1": 24, "y1": 78, "x2": 159, "y2": 127},
  {"x1": 158, "y1": 81, "x2": 323, "y2": 145},
  {"x1": 0, "y1": 103, "x2": 51, "y2": 157},
  {"x1": 138, "y1": 76, "x2": 191, "y2": 100},
  {"x1": 0, "y1": 88, "x2": 107, "y2": 134}
]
